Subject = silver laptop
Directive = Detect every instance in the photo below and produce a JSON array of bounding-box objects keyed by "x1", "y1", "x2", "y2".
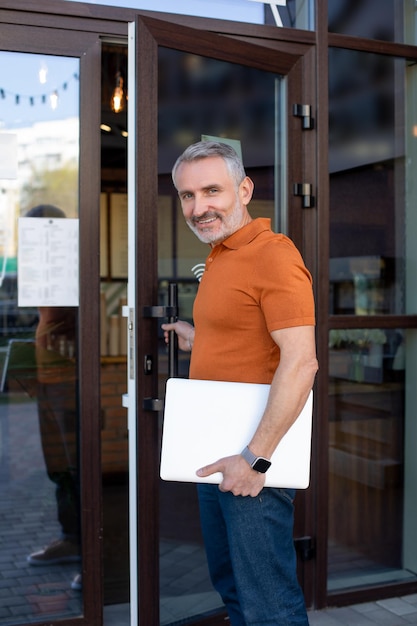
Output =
[{"x1": 160, "y1": 378, "x2": 313, "y2": 489}]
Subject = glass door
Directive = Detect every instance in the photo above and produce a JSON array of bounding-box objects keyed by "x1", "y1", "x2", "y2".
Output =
[
  {"x1": 129, "y1": 15, "x2": 315, "y2": 625},
  {"x1": 0, "y1": 27, "x2": 102, "y2": 626},
  {"x1": 327, "y1": 46, "x2": 417, "y2": 599},
  {"x1": 157, "y1": 47, "x2": 285, "y2": 625}
]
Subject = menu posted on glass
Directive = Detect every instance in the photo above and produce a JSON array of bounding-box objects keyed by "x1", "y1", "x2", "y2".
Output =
[{"x1": 18, "y1": 217, "x2": 79, "y2": 307}]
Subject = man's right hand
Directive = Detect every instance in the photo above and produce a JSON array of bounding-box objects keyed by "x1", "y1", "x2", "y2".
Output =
[{"x1": 161, "y1": 320, "x2": 195, "y2": 352}]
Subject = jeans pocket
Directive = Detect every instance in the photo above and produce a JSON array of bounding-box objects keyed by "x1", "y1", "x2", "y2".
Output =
[{"x1": 276, "y1": 487, "x2": 296, "y2": 504}]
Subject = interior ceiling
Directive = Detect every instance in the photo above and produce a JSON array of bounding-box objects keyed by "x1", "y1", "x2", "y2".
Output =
[
  {"x1": 101, "y1": 44, "x2": 128, "y2": 171},
  {"x1": 100, "y1": 41, "x2": 278, "y2": 176}
]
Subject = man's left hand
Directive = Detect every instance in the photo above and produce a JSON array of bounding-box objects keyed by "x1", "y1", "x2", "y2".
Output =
[{"x1": 197, "y1": 455, "x2": 265, "y2": 497}]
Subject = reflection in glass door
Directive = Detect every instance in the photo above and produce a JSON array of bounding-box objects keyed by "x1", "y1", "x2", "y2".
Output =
[
  {"x1": 156, "y1": 47, "x2": 284, "y2": 624},
  {"x1": 0, "y1": 51, "x2": 82, "y2": 623},
  {"x1": 327, "y1": 48, "x2": 417, "y2": 594}
]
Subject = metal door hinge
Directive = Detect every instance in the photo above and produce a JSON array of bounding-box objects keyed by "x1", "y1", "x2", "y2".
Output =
[
  {"x1": 293, "y1": 104, "x2": 314, "y2": 130},
  {"x1": 294, "y1": 536, "x2": 316, "y2": 561},
  {"x1": 293, "y1": 183, "x2": 315, "y2": 208}
]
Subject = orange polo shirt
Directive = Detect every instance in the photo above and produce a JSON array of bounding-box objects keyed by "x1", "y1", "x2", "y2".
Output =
[{"x1": 190, "y1": 218, "x2": 315, "y2": 384}]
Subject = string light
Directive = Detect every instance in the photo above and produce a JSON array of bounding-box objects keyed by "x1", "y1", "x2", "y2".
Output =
[
  {"x1": 111, "y1": 71, "x2": 125, "y2": 114},
  {"x1": 39, "y1": 63, "x2": 48, "y2": 85},
  {"x1": 0, "y1": 72, "x2": 79, "y2": 110},
  {"x1": 50, "y1": 90, "x2": 59, "y2": 110}
]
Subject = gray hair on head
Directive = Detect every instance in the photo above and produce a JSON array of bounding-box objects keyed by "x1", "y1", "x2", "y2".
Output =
[{"x1": 172, "y1": 141, "x2": 246, "y2": 190}]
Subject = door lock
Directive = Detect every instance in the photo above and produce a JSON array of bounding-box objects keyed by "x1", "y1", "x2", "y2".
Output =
[{"x1": 144, "y1": 354, "x2": 153, "y2": 375}]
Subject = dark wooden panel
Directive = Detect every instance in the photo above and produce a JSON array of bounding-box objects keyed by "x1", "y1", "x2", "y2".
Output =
[
  {"x1": 78, "y1": 32, "x2": 104, "y2": 626},
  {"x1": 134, "y1": 15, "x2": 161, "y2": 626},
  {"x1": 139, "y1": 14, "x2": 303, "y2": 73}
]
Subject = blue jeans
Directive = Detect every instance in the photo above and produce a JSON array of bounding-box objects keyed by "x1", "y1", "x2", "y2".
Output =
[{"x1": 197, "y1": 484, "x2": 309, "y2": 626}]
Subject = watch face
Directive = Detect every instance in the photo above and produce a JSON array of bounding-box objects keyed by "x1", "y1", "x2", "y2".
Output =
[{"x1": 253, "y1": 458, "x2": 272, "y2": 473}]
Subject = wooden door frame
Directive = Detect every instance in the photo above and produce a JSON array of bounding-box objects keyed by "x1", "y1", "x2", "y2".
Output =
[
  {"x1": 0, "y1": 3, "x2": 319, "y2": 621},
  {"x1": 133, "y1": 14, "x2": 317, "y2": 623},
  {"x1": 0, "y1": 21, "x2": 102, "y2": 626},
  {"x1": 5, "y1": 0, "x2": 417, "y2": 615}
]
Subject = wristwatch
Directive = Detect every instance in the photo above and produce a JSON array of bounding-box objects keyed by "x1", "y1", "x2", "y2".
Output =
[{"x1": 241, "y1": 445, "x2": 272, "y2": 473}]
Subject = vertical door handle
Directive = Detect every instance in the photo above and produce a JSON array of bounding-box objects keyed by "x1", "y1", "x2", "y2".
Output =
[
  {"x1": 168, "y1": 283, "x2": 178, "y2": 379},
  {"x1": 142, "y1": 284, "x2": 179, "y2": 411}
]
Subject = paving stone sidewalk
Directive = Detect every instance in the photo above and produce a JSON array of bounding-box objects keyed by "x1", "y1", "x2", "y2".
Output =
[{"x1": 308, "y1": 594, "x2": 417, "y2": 625}]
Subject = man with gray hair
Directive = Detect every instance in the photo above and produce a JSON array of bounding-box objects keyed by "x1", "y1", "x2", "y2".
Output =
[{"x1": 163, "y1": 141, "x2": 317, "y2": 625}]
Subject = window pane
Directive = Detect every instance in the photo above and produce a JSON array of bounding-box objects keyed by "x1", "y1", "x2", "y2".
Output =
[
  {"x1": 0, "y1": 51, "x2": 82, "y2": 623},
  {"x1": 329, "y1": 49, "x2": 407, "y2": 316},
  {"x1": 328, "y1": 0, "x2": 413, "y2": 44},
  {"x1": 328, "y1": 45, "x2": 417, "y2": 592},
  {"x1": 328, "y1": 327, "x2": 417, "y2": 591}
]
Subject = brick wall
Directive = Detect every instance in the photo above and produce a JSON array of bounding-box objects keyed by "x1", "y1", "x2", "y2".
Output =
[{"x1": 101, "y1": 359, "x2": 128, "y2": 475}]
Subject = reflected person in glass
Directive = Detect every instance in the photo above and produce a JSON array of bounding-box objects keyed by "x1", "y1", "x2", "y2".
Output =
[{"x1": 24, "y1": 205, "x2": 81, "y2": 592}]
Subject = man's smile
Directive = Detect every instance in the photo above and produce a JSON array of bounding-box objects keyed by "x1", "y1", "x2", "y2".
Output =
[{"x1": 194, "y1": 214, "x2": 219, "y2": 226}]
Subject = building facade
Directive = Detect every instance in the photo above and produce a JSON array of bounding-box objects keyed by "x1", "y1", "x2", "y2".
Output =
[{"x1": 1, "y1": 1, "x2": 417, "y2": 624}]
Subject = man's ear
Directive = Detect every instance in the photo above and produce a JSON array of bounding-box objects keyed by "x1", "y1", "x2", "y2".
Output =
[{"x1": 239, "y1": 176, "x2": 254, "y2": 205}]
